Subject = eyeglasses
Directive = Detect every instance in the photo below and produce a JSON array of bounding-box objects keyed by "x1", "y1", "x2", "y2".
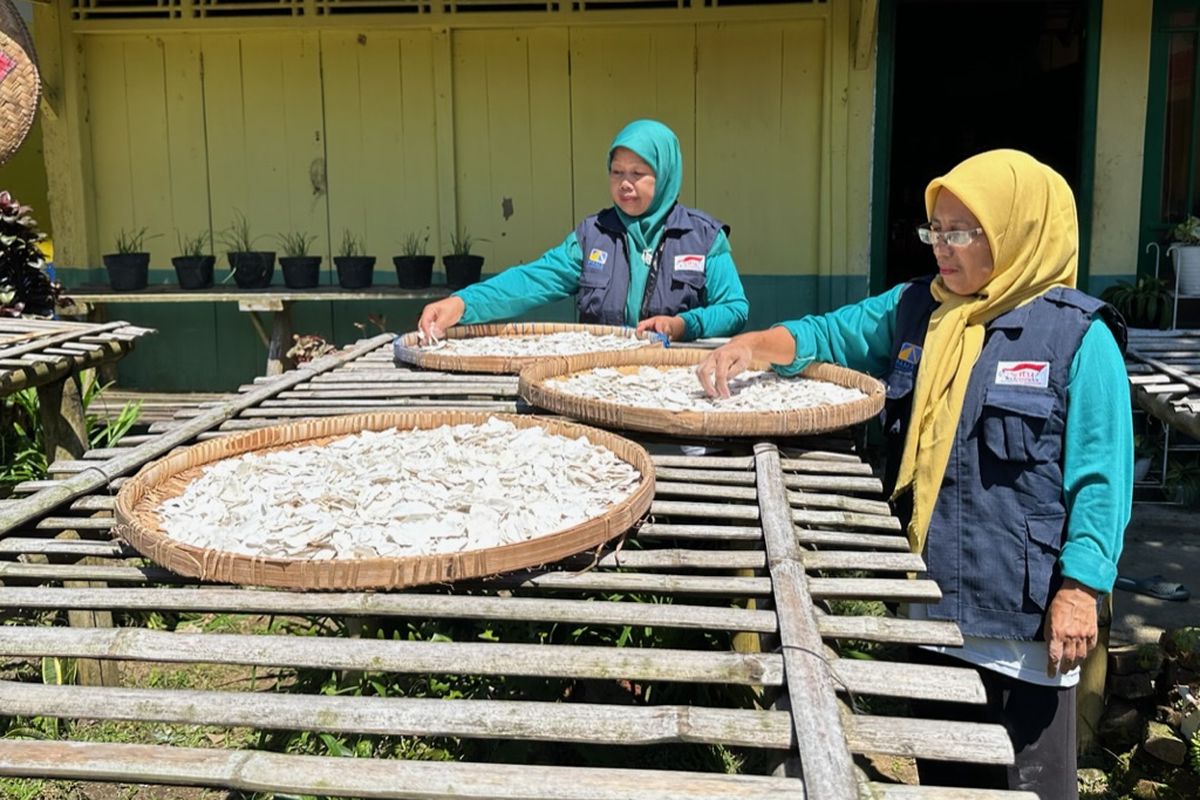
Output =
[{"x1": 916, "y1": 225, "x2": 984, "y2": 247}]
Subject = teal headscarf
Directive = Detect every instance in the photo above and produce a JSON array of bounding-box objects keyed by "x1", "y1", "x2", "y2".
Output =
[{"x1": 608, "y1": 119, "x2": 682, "y2": 258}]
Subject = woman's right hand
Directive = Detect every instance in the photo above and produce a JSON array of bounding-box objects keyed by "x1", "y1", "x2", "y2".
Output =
[
  {"x1": 696, "y1": 328, "x2": 799, "y2": 398},
  {"x1": 417, "y1": 296, "x2": 466, "y2": 343},
  {"x1": 696, "y1": 338, "x2": 756, "y2": 398}
]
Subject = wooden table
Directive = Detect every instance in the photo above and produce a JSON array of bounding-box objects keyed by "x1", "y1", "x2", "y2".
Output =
[
  {"x1": 0, "y1": 317, "x2": 153, "y2": 462},
  {"x1": 1125, "y1": 328, "x2": 1200, "y2": 441},
  {"x1": 62, "y1": 285, "x2": 449, "y2": 376},
  {"x1": 0, "y1": 337, "x2": 1034, "y2": 800}
]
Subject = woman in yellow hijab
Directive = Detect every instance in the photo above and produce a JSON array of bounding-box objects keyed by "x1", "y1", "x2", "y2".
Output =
[{"x1": 697, "y1": 150, "x2": 1131, "y2": 798}]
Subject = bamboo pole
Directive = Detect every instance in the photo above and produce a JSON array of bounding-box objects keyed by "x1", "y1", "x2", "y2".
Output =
[{"x1": 753, "y1": 442, "x2": 858, "y2": 798}]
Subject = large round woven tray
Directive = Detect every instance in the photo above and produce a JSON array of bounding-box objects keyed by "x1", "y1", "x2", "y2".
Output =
[
  {"x1": 392, "y1": 322, "x2": 660, "y2": 375},
  {"x1": 113, "y1": 412, "x2": 655, "y2": 590},
  {"x1": 0, "y1": 0, "x2": 40, "y2": 166},
  {"x1": 519, "y1": 348, "x2": 886, "y2": 437}
]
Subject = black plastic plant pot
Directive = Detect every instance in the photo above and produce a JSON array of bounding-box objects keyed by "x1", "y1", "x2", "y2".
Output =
[
  {"x1": 393, "y1": 255, "x2": 434, "y2": 290},
  {"x1": 171, "y1": 255, "x2": 215, "y2": 290},
  {"x1": 334, "y1": 256, "x2": 376, "y2": 289},
  {"x1": 280, "y1": 256, "x2": 322, "y2": 289},
  {"x1": 443, "y1": 254, "x2": 484, "y2": 290},
  {"x1": 228, "y1": 251, "x2": 276, "y2": 289},
  {"x1": 102, "y1": 253, "x2": 150, "y2": 291}
]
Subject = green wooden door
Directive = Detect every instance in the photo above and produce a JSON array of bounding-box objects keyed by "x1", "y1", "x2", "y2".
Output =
[{"x1": 1139, "y1": 1, "x2": 1200, "y2": 276}]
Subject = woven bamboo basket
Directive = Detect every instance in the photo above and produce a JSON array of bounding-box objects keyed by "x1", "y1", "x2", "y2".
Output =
[
  {"x1": 113, "y1": 412, "x2": 655, "y2": 590},
  {"x1": 392, "y1": 322, "x2": 660, "y2": 374},
  {"x1": 519, "y1": 348, "x2": 886, "y2": 437},
  {"x1": 0, "y1": 0, "x2": 40, "y2": 166}
]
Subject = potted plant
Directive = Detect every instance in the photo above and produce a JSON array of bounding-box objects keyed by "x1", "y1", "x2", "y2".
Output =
[
  {"x1": 1100, "y1": 275, "x2": 1172, "y2": 329},
  {"x1": 1169, "y1": 215, "x2": 1200, "y2": 296},
  {"x1": 0, "y1": 191, "x2": 60, "y2": 317},
  {"x1": 393, "y1": 229, "x2": 433, "y2": 290},
  {"x1": 102, "y1": 227, "x2": 159, "y2": 291},
  {"x1": 221, "y1": 210, "x2": 275, "y2": 290},
  {"x1": 442, "y1": 229, "x2": 484, "y2": 290},
  {"x1": 277, "y1": 231, "x2": 321, "y2": 290},
  {"x1": 172, "y1": 230, "x2": 214, "y2": 290},
  {"x1": 333, "y1": 229, "x2": 375, "y2": 290}
]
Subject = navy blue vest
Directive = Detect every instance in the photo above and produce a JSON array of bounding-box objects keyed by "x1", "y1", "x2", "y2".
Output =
[
  {"x1": 573, "y1": 204, "x2": 727, "y2": 326},
  {"x1": 884, "y1": 278, "x2": 1126, "y2": 639}
]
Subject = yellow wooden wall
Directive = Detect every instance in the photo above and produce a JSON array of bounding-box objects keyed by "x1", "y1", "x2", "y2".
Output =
[{"x1": 63, "y1": 7, "x2": 844, "y2": 282}]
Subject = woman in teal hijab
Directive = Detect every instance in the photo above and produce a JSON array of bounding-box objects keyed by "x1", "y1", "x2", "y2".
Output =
[{"x1": 418, "y1": 119, "x2": 748, "y2": 342}]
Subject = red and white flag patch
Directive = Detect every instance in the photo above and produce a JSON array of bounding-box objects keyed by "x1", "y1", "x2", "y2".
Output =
[
  {"x1": 674, "y1": 254, "x2": 705, "y2": 273},
  {"x1": 995, "y1": 361, "x2": 1050, "y2": 388}
]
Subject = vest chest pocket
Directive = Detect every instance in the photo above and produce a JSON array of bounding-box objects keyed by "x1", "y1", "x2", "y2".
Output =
[
  {"x1": 663, "y1": 267, "x2": 706, "y2": 315},
  {"x1": 577, "y1": 264, "x2": 611, "y2": 321},
  {"x1": 979, "y1": 384, "x2": 1060, "y2": 463}
]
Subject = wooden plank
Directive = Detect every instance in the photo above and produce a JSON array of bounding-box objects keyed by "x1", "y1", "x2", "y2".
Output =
[
  {"x1": 636, "y1": 523, "x2": 762, "y2": 542},
  {"x1": 0, "y1": 563, "x2": 183, "y2": 584},
  {"x1": 795, "y1": 529, "x2": 910, "y2": 550},
  {"x1": 753, "y1": 442, "x2": 857, "y2": 796},
  {"x1": 814, "y1": 615, "x2": 962, "y2": 646},
  {"x1": 789, "y1": 490, "x2": 892, "y2": 516},
  {"x1": 653, "y1": 467, "x2": 756, "y2": 486},
  {"x1": 800, "y1": 551, "x2": 924, "y2": 572},
  {"x1": 654, "y1": 481, "x2": 756, "y2": 502},
  {"x1": 487, "y1": 571, "x2": 771, "y2": 596},
  {"x1": 0, "y1": 680, "x2": 793, "y2": 749},
  {"x1": 807, "y1": 578, "x2": 940, "y2": 602},
  {"x1": 832, "y1": 658, "x2": 985, "y2": 704},
  {"x1": 0, "y1": 740, "x2": 806, "y2": 800},
  {"x1": 647, "y1": 455, "x2": 754, "y2": 469},
  {"x1": 0, "y1": 539, "x2": 125, "y2": 557},
  {"x1": 0, "y1": 628, "x2": 786, "y2": 686},
  {"x1": 0, "y1": 587, "x2": 777, "y2": 633},
  {"x1": 780, "y1": 458, "x2": 874, "y2": 476},
  {"x1": 846, "y1": 714, "x2": 1014, "y2": 764},
  {"x1": 793, "y1": 508, "x2": 901, "y2": 531},
  {"x1": 649, "y1": 500, "x2": 759, "y2": 521},
  {"x1": 784, "y1": 473, "x2": 883, "y2": 494}
]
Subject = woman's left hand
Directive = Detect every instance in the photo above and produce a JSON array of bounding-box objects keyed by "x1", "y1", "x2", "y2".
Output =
[
  {"x1": 1043, "y1": 578, "x2": 1100, "y2": 676},
  {"x1": 636, "y1": 315, "x2": 686, "y2": 341}
]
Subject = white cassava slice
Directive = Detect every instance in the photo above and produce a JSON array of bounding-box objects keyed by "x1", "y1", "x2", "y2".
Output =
[
  {"x1": 156, "y1": 418, "x2": 641, "y2": 560},
  {"x1": 421, "y1": 331, "x2": 648, "y2": 357},
  {"x1": 548, "y1": 366, "x2": 867, "y2": 412}
]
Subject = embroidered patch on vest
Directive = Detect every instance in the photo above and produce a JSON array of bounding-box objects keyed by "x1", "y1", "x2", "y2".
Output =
[
  {"x1": 995, "y1": 361, "x2": 1050, "y2": 388},
  {"x1": 674, "y1": 254, "x2": 705, "y2": 273},
  {"x1": 586, "y1": 248, "x2": 609, "y2": 269},
  {"x1": 894, "y1": 342, "x2": 922, "y2": 374}
]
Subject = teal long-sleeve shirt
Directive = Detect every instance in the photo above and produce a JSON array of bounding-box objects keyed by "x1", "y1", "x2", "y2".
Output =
[
  {"x1": 772, "y1": 283, "x2": 1130, "y2": 594},
  {"x1": 453, "y1": 229, "x2": 748, "y2": 340}
]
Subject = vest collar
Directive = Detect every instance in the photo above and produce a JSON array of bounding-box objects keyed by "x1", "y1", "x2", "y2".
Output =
[
  {"x1": 595, "y1": 203, "x2": 690, "y2": 237},
  {"x1": 984, "y1": 298, "x2": 1037, "y2": 331}
]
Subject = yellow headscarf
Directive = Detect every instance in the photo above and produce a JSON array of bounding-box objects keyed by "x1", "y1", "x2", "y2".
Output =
[{"x1": 892, "y1": 149, "x2": 1079, "y2": 554}]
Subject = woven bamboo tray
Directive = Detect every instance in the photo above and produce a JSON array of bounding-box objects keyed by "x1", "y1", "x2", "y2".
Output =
[
  {"x1": 113, "y1": 412, "x2": 655, "y2": 590},
  {"x1": 392, "y1": 322, "x2": 660, "y2": 374},
  {"x1": 0, "y1": 0, "x2": 40, "y2": 166},
  {"x1": 519, "y1": 348, "x2": 886, "y2": 437}
]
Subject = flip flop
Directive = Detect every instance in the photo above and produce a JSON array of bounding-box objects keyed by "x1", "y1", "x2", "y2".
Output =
[{"x1": 1115, "y1": 574, "x2": 1191, "y2": 602}]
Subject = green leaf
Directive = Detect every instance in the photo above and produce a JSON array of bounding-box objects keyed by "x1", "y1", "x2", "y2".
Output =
[{"x1": 40, "y1": 656, "x2": 76, "y2": 687}]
